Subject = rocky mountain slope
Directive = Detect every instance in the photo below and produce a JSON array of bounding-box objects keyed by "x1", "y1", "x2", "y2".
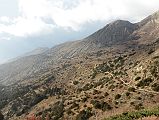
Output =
[
  {"x1": 0, "y1": 19, "x2": 142, "y2": 85},
  {"x1": 0, "y1": 11, "x2": 159, "y2": 120}
]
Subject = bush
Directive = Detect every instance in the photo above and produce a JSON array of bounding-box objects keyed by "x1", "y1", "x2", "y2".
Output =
[
  {"x1": 73, "y1": 81, "x2": 79, "y2": 85},
  {"x1": 92, "y1": 100, "x2": 101, "y2": 109},
  {"x1": 29, "y1": 93, "x2": 47, "y2": 107},
  {"x1": 101, "y1": 101, "x2": 112, "y2": 111},
  {"x1": 91, "y1": 100, "x2": 112, "y2": 111},
  {"x1": 136, "y1": 78, "x2": 153, "y2": 87},
  {"x1": 50, "y1": 101, "x2": 64, "y2": 120},
  {"x1": 104, "y1": 107, "x2": 159, "y2": 120},
  {"x1": 66, "y1": 109, "x2": 72, "y2": 115},
  {"x1": 125, "y1": 92, "x2": 130, "y2": 97},
  {"x1": 115, "y1": 94, "x2": 121, "y2": 100},
  {"x1": 70, "y1": 102, "x2": 79, "y2": 109},
  {"x1": 81, "y1": 97, "x2": 88, "y2": 103},
  {"x1": 152, "y1": 83, "x2": 159, "y2": 92},
  {"x1": 150, "y1": 66, "x2": 158, "y2": 77},
  {"x1": 148, "y1": 49, "x2": 155, "y2": 54},
  {"x1": 83, "y1": 83, "x2": 93, "y2": 91},
  {"x1": 137, "y1": 97, "x2": 142, "y2": 100},
  {"x1": 135, "y1": 76, "x2": 141, "y2": 81},
  {"x1": 96, "y1": 62, "x2": 112, "y2": 73},
  {"x1": 0, "y1": 112, "x2": 4, "y2": 120},
  {"x1": 108, "y1": 85, "x2": 116, "y2": 90},
  {"x1": 44, "y1": 75, "x2": 55, "y2": 83},
  {"x1": 104, "y1": 92, "x2": 109, "y2": 97},
  {"x1": 91, "y1": 70, "x2": 97, "y2": 79},
  {"x1": 76, "y1": 108, "x2": 93, "y2": 120},
  {"x1": 128, "y1": 87, "x2": 136, "y2": 92},
  {"x1": 134, "y1": 103, "x2": 144, "y2": 110}
]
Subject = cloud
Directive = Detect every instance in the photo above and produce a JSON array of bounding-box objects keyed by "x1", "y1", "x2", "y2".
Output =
[
  {"x1": 0, "y1": 17, "x2": 55, "y2": 37},
  {"x1": 14, "y1": 0, "x2": 159, "y2": 29},
  {"x1": 0, "y1": 0, "x2": 159, "y2": 37},
  {"x1": 0, "y1": 16, "x2": 11, "y2": 23}
]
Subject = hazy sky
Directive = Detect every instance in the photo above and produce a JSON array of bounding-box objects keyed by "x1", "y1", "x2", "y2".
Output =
[{"x1": 1, "y1": 0, "x2": 159, "y2": 64}]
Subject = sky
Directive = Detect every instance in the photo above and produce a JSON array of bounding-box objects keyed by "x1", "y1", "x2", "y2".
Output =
[{"x1": 1, "y1": 0, "x2": 159, "y2": 64}]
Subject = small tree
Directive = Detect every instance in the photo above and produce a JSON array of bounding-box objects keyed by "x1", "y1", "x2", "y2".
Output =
[
  {"x1": 0, "y1": 112, "x2": 4, "y2": 120},
  {"x1": 115, "y1": 94, "x2": 121, "y2": 100}
]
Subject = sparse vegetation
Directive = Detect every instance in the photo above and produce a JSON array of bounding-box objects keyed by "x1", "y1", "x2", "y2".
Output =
[
  {"x1": 151, "y1": 83, "x2": 159, "y2": 92},
  {"x1": 0, "y1": 112, "x2": 4, "y2": 120},
  {"x1": 76, "y1": 108, "x2": 93, "y2": 120},
  {"x1": 91, "y1": 100, "x2": 112, "y2": 111},
  {"x1": 125, "y1": 92, "x2": 130, "y2": 97},
  {"x1": 128, "y1": 87, "x2": 136, "y2": 92},
  {"x1": 104, "y1": 107, "x2": 159, "y2": 120},
  {"x1": 115, "y1": 94, "x2": 121, "y2": 100},
  {"x1": 136, "y1": 78, "x2": 153, "y2": 87},
  {"x1": 134, "y1": 76, "x2": 141, "y2": 81},
  {"x1": 73, "y1": 80, "x2": 79, "y2": 85},
  {"x1": 148, "y1": 49, "x2": 155, "y2": 54}
]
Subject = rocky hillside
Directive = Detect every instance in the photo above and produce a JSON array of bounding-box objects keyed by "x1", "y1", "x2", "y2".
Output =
[
  {"x1": 0, "y1": 11, "x2": 159, "y2": 120},
  {"x1": 0, "y1": 14, "x2": 149, "y2": 85}
]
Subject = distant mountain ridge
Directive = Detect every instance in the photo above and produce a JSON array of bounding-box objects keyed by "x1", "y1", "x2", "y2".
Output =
[
  {"x1": 7, "y1": 47, "x2": 49, "y2": 63},
  {"x1": 21, "y1": 47, "x2": 49, "y2": 57}
]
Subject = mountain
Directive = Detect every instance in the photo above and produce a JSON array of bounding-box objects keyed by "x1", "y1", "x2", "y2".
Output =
[
  {"x1": 1, "y1": 11, "x2": 159, "y2": 120},
  {"x1": 0, "y1": 20, "x2": 139, "y2": 85},
  {"x1": 19, "y1": 47, "x2": 49, "y2": 57},
  {"x1": 85, "y1": 20, "x2": 138, "y2": 46},
  {"x1": 7, "y1": 47, "x2": 49, "y2": 63},
  {"x1": 135, "y1": 10, "x2": 159, "y2": 44}
]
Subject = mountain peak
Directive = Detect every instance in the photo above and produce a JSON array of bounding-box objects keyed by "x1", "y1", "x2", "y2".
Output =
[
  {"x1": 150, "y1": 10, "x2": 159, "y2": 20},
  {"x1": 138, "y1": 10, "x2": 159, "y2": 27},
  {"x1": 86, "y1": 19, "x2": 137, "y2": 46},
  {"x1": 110, "y1": 20, "x2": 132, "y2": 25}
]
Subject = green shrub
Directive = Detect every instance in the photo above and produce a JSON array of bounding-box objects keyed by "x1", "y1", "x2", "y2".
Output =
[
  {"x1": 150, "y1": 66, "x2": 158, "y2": 77},
  {"x1": 108, "y1": 85, "x2": 116, "y2": 90},
  {"x1": 137, "y1": 97, "x2": 142, "y2": 100},
  {"x1": 96, "y1": 62, "x2": 113, "y2": 73},
  {"x1": 134, "y1": 103, "x2": 144, "y2": 110},
  {"x1": 104, "y1": 92, "x2": 109, "y2": 97},
  {"x1": 135, "y1": 76, "x2": 141, "y2": 81},
  {"x1": 50, "y1": 101, "x2": 64, "y2": 120},
  {"x1": 76, "y1": 108, "x2": 93, "y2": 120},
  {"x1": 115, "y1": 94, "x2": 121, "y2": 100},
  {"x1": 83, "y1": 83, "x2": 93, "y2": 91},
  {"x1": 125, "y1": 92, "x2": 130, "y2": 97},
  {"x1": 81, "y1": 97, "x2": 87, "y2": 103},
  {"x1": 91, "y1": 70, "x2": 97, "y2": 79},
  {"x1": 128, "y1": 87, "x2": 136, "y2": 92},
  {"x1": 151, "y1": 83, "x2": 159, "y2": 92},
  {"x1": 66, "y1": 109, "x2": 72, "y2": 115},
  {"x1": 104, "y1": 107, "x2": 159, "y2": 120},
  {"x1": 0, "y1": 112, "x2": 4, "y2": 120},
  {"x1": 70, "y1": 102, "x2": 79, "y2": 109},
  {"x1": 101, "y1": 101, "x2": 112, "y2": 111},
  {"x1": 73, "y1": 81, "x2": 79, "y2": 85},
  {"x1": 91, "y1": 100, "x2": 112, "y2": 111},
  {"x1": 136, "y1": 78, "x2": 153, "y2": 87},
  {"x1": 148, "y1": 49, "x2": 155, "y2": 54}
]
